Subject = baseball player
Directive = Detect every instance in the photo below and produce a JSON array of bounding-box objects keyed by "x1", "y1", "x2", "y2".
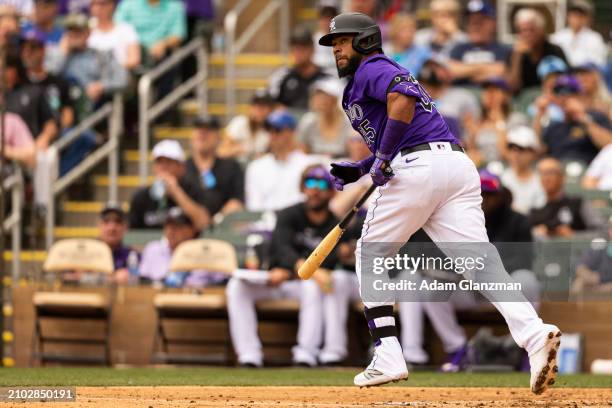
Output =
[{"x1": 319, "y1": 13, "x2": 560, "y2": 393}]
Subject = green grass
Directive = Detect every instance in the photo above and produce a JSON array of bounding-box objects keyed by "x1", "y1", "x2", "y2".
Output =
[{"x1": 0, "y1": 368, "x2": 610, "y2": 388}]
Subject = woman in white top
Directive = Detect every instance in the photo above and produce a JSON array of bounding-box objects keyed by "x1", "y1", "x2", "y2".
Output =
[
  {"x1": 88, "y1": 0, "x2": 140, "y2": 70},
  {"x1": 297, "y1": 78, "x2": 352, "y2": 158}
]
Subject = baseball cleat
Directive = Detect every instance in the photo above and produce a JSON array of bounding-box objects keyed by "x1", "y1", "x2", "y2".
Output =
[
  {"x1": 354, "y1": 368, "x2": 409, "y2": 388},
  {"x1": 529, "y1": 328, "x2": 562, "y2": 395}
]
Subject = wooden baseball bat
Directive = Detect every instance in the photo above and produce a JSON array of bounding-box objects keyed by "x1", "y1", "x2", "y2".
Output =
[{"x1": 298, "y1": 183, "x2": 377, "y2": 280}]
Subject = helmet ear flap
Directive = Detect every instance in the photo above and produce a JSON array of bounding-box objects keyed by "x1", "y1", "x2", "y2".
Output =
[{"x1": 352, "y1": 27, "x2": 382, "y2": 54}]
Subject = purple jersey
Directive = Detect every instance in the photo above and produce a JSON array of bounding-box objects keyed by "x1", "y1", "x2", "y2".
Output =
[{"x1": 342, "y1": 55, "x2": 459, "y2": 157}]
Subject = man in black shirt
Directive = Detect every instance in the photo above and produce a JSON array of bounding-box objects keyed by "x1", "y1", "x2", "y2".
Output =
[
  {"x1": 128, "y1": 140, "x2": 212, "y2": 231},
  {"x1": 571, "y1": 217, "x2": 612, "y2": 296},
  {"x1": 529, "y1": 157, "x2": 602, "y2": 239},
  {"x1": 509, "y1": 8, "x2": 568, "y2": 92},
  {"x1": 226, "y1": 164, "x2": 338, "y2": 367},
  {"x1": 184, "y1": 115, "x2": 245, "y2": 217},
  {"x1": 5, "y1": 53, "x2": 58, "y2": 150},
  {"x1": 267, "y1": 26, "x2": 329, "y2": 112}
]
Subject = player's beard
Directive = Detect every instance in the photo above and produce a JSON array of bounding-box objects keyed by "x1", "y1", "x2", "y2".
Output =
[{"x1": 336, "y1": 54, "x2": 362, "y2": 78}]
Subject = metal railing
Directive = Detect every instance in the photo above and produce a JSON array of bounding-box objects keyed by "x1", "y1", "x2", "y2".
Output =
[
  {"x1": 138, "y1": 37, "x2": 208, "y2": 184},
  {"x1": 224, "y1": 0, "x2": 289, "y2": 117},
  {"x1": 2, "y1": 167, "x2": 23, "y2": 280},
  {"x1": 45, "y1": 94, "x2": 123, "y2": 249}
]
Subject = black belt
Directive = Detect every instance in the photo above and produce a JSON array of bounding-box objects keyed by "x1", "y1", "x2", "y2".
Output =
[{"x1": 400, "y1": 142, "x2": 464, "y2": 156}]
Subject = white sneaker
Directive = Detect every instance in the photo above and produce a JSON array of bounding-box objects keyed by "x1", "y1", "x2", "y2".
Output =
[
  {"x1": 354, "y1": 337, "x2": 408, "y2": 387},
  {"x1": 529, "y1": 326, "x2": 562, "y2": 395}
]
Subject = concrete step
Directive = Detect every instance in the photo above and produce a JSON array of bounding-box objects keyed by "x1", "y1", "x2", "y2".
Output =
[
  {"x1": 54, "y1": 226, "x2": 99, "y2": 239},
  {"x1": 59, "y1": 201, "x2": 130, "y2": 226},
  {"x1": 208, "y1": 53, "x2": 287, "y2": 79},
  {"x1": 3, "y1": 250, "x2": 47, "y2": 280},
  {"x1": 92, "y1": 175, "x2": 152, "y2": 202},
  {"x1": 180, "y1": 101, "x2": 249, "y2": 120}
]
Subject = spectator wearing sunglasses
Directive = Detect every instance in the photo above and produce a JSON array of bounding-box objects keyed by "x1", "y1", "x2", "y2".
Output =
[
  {"x1": 226, "y1": 165, "x2": 340, "y2": 367},
  {"x1": 501, "y1": 126, "x2": 546, "y2": 215},
  {"x1": 539, "y1": 75, "x2": 612, "y2": 164}
]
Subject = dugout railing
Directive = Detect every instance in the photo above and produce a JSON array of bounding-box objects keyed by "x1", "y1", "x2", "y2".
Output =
[{"x1": 2, "y1": 166, "x2": 24, "y2": 280}]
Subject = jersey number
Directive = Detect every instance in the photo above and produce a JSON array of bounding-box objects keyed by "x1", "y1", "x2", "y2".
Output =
[
  {"x1": 358, "y1": 119, "x2": 376, "y2": 146},
  {"x1": 407, "y1": 74, "x2": 434, "y2": 113}
]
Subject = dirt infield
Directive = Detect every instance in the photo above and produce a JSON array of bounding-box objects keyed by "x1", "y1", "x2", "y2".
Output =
[{"x1": 9, "y1": 386, "x2": 612, "y2": 408}]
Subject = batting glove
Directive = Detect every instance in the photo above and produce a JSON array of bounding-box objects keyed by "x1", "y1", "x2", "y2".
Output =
[
  {"x1": 369, "y1": 153, "x2": 394, "y2": 186},
  {"x1": 330, "y1": 157, "x2": 374, "y2": 191}
]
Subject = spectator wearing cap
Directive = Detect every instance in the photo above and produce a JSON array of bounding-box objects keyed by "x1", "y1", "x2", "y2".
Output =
[
  {"x1": 582, "y1": 144, "x2": 612, "y2": 190},
  {"x1": 297, "y1": 78, "x2": 352, "y2": 157},
  {"x1": 509, "y1": 8, "x2": 568, "y2": 92},
  {"x1": 571, "y1": 217, "x2": 612, "y2": 296},
  {"x1": 98, "y1": 203, "x2": 139, "y2": 284},
  {"x1": 418, "y1": 56, "x2": 481, "y2": 140},
  {"x1": 138, "y1": 207, "x2": 226, "y2": 288},
  {"x1": 227, "y1": 164, "x2": 340, "y2": 367},
  {"x1": 184, "y1": 116, "x2": 245, "y2": 217},
  {"x1": 22, "y1": 0, "x2": 65, "y2": 71},
  {"x1": 414, "y1": 0, "x2": 467, "y2": 56},
  {"x1": 551, "y1": 0, "x2": 606, "y2": 68},
  {"x1": 464, "y1": 77, "x2": 527, "y2": 166},
  {"x1": 268, "y1": 26, "x2": 329, "y2": 112},
  {"x1": 384, "y1": 13, "x2": 431, "y2": 78},
  {"x1": 55, "y1": 13, "x2": 128, "y2": 107},
  {"x1": 448, "y1": 0, "x2": 511, "y2": 86},
  {"x1": 501, "y1": 126, "x2": 546, "y2": 214},
  {"x1": 539, "y1": 75, "x2": 612, "y2": 164},
  {"x1": 313, "y1": 2, "x2": 339, "y2": 71},
  {"x1": 219, "y1": 89, "x2": 275, "y2": 162},
  {"x1": 5, "y1": 54, "x2": 58, "y2": 151},
  {"x1": 88, "y1": 0, "x2": 141, "y2": 71},
  {"x1": 245, "y1": 111, "x2": 318, "y2": 212},
  {"x1": 114, "y1": 0, "x2": 186, "y2": 65},
  {"x1": 529, "y1": 56, "x2": 568, "y2": 135},
  {"x1": 128, "y1": 140, "x2": 211, "y2": 230},
  {"x1": 573, "y1": 62, "x2": 611, "y2": 117},
  {"x1": 530, "y1": 157, "x2": 602, "y2": 239}
]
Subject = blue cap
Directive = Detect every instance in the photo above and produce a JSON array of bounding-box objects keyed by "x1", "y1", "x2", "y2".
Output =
[
  {"x1": 553, "y1": 75, "x2": 582, "y2": 95},
  {"x1": 466, "y1": 0, "x2": 495, "y2": 18},
  {"x1": 21, "y1": 28, "x2": 47, "y2": 45},
  {"x1": 265, "y1": 111, "x2": 297, "y2": 131},
  {"x1": 482, "y1": 76, "x2": 510, "y2": 91},
  {"x1": 536, "y1": 56, "x2": 568, "y2": 80}
]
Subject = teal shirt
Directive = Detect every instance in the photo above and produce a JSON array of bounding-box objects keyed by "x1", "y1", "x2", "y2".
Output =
[{"x1": 114, "y1": 0, "x2": 186, "y2": 50}]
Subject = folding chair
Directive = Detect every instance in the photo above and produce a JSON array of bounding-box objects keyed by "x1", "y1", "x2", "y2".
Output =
[
  {"x1": 31, "y1": 239, "x2": 114, "y2": 365},
  {"x1": 151, "y1": 238, "x2": 237, "y2": 365}
]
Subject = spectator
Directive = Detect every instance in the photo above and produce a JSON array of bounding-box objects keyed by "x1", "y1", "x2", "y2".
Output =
[
  {"x1": 0, "y1": 0, "x2": 33, "y2": 16},
  {"x1": 418, "y1": 56, "x2": 480, "y2": 140},
  {"x1": 56, "y1": 14, "x2": 128, "y2": 107},
  {"x1": 5, "y1": 54, "x2": 58, "y2": 150},
  {"x1": 400, "y1": 170, "x2": 540, "y2": 371},
  {"x1": 582, "y1": 144, "x2": 612, "y2": 190},
  {"x1": 312, "y1": 2, "x2": 338, "y2": 71},
  {"x1": 219, "y1": 89, "x2": 275, "y2": 162},
  {"x1": 414, "y1": 0, "x2": 466, "y2": 56},
  {"x1": 226, "y1": 165, "x2": 339, "y2": 367},
  {"x1": 297, "y1": 78, "x2": 352, "y2": 157},
  {"x1": 385, "y1": 12, "x2": 430, "y2": 77},
  {"x1": 573, "y1": 62, "x2": 612, "y2": 117},
  {"x1": 22, "y1": 0, "x2": 64, "y2": 72},
  {"x1": 551, "y1": 0, "x2": 607, "y2": 68},
  {"x1": 448, "y1": 0, "x2": 510, "y2": 86},
  {"x1": 58, "y1": 0, "x2": 90, "y2": 14},
  {"x1": 245, "y1": 111, "x2": 317, "y2": 212},
  {"x1": 509, "y1": 8, "x2": 568, "y2": 92},
  {"x1": 114, "y1": 0, "x2": 186, "y2": 66},
  {"x1": 21, "y1": 29, "x2": 95, "y2": 176},
  {"x1": 571, "y1": 217, "x2": 612, "y2": 296},
  {"x1": 0, "y1": 5, "x2": 20, "y2": 53},
  {"x1": 501, "y1": 126, "x2": 546, "y2": 215},
  {"x1": 530, "y1": 56, "x2": 569, "y2": 135},
  {"x1": 539, "y1": 75, "x2": 612, "y2": 164},
  {"x1": 268, "y1": 26, "x2": 329, "y2": 112},
  {"x1": 465, "y1": 77, "x2": 526, "y2": 166},
  {"x1": 88, "y1": 0, "x2": 141, "y2": 71},
  {"x1": 529, "y1": 157, "x2": 602, "y2": 239},
  {"x1": 1, "y1": 112, "x2": 36, "y2": 169},
  {"x1": 129, "y1": 140, "x2": 211, "y2": 231},
  {"x1": 184, "y1": 115, "x2": 245, "y2": 217},
  {"x1": 139, "y1": 207, "x2": 226, "y2": 288},
  {"x1": 97, "y1": 203, "x2": 139, "y2": 284}
]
